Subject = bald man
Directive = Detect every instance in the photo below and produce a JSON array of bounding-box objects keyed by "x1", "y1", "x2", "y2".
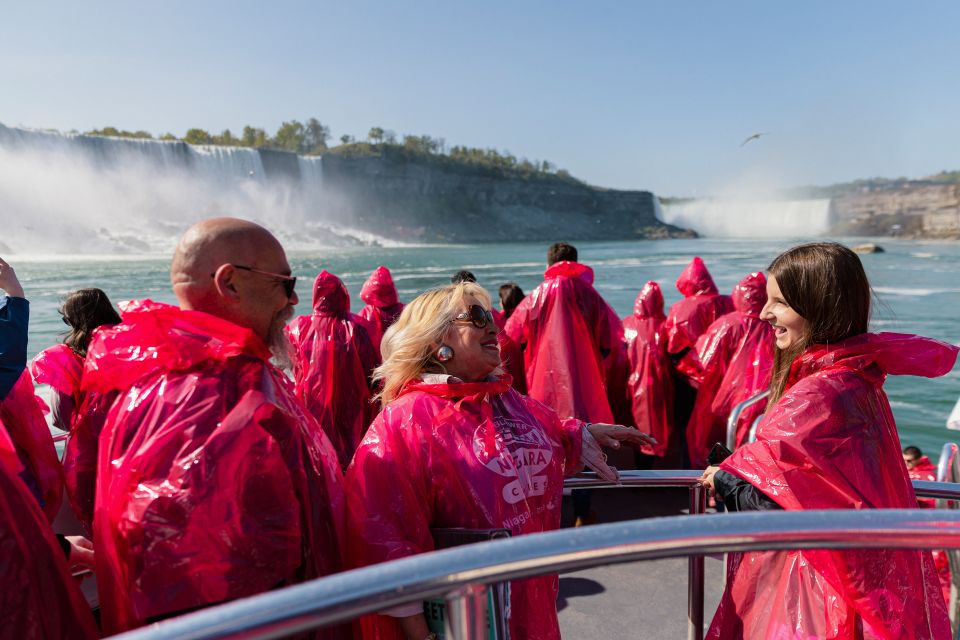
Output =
[{"x1": 84, "y1": 219, "x2": 348, "y2": 636}]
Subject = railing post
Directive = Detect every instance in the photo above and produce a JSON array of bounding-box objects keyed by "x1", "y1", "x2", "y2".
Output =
[
  {"x1": 688, "y1": 482, "x2": 707, "y2": 640},
  {"x1": 444, "y1": 583, "x2": 488, "y2": 640},
  {"x1": 937, "y1": 442, "x2": 960, "y2": 639},
  {"x1": 725, "y1": 390, "x2": 769, "y2": 450}
]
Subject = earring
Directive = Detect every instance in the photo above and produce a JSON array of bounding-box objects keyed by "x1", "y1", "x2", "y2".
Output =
[{"x1": 437, "y1": 345, "x2": 455, "y2": 362}]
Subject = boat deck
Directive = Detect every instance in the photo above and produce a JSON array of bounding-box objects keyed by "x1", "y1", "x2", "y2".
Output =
[{"x1": 558, "y1": 486, "x2": 724, "y2": 638}]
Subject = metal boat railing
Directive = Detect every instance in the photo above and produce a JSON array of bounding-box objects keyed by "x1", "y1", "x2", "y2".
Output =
[
  {"x1": 112, "y1": 475, "x2": 960, "y2": 640},
  {"x1": 724, "y1": 390, "x2": 769, "y2": 450},
  {"x1": 939, "y1": 442, "x2": 960, "y2": 635}
]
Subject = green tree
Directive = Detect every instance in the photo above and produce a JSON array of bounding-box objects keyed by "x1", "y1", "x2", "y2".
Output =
[
  {"x1": 304, "y1": 118, "x2": 330, "y2": 153},
  {"x1": 273, "y1": 120, "x2": 306, "y2": 153},
  {"x1": 340, "y1": 134, "x2": 354, "y2": 145},
  {"x1": 368, "y1": 127, "x2": 384, "y2": 144},
  {"x1": 184, "y1": 128, "x2": 213, "y2": 145},
  {"x1": 159, "y1": 133, "x2": 177, "y2": 141},
  {"x1": 214, "y1": 129, "x2": 237, "y2": 146},
  {"x1": 241, "y1": 126, "x2": 268, "y2": 148}
]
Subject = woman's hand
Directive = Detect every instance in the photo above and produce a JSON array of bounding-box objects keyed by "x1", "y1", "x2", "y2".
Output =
[
  {"x1": 586, "y1": 423, "x2": 657, "y2": 449},
  {"x1": 700, "y1": 465, "x2": 721, "y2": 494},
  {"x1": 0, "y1": 258, "x2": 24, "y2": 298}
]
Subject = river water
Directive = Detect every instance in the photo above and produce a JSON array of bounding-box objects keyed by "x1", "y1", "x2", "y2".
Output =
[{"x1": 13, "y1": 237, "x2": 960, "y2": 462}]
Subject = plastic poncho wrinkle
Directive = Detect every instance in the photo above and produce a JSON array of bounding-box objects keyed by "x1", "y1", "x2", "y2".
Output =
[
  {"x1": 709, "y1": 332, "x2": 957, "y2": 639},
  {"x1": 86, "y1": 300, "x2": 347, "y2": 636},
  {"x1": 346, "y1": 377, "x2": 582, "y2": 640}
]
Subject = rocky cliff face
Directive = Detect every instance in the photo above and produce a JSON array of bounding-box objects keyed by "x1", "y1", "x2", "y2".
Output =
[
  {"x1": 830, "y1": 183, "x2": 960, "y2": 238},
  {"x1": 319, "y1": 152, "x2": 693, "y2": 242}
]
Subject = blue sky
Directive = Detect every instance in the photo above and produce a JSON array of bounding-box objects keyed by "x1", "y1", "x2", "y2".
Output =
[{"x1": 2, "y1": 1, "x2": 958, "y2": 196}]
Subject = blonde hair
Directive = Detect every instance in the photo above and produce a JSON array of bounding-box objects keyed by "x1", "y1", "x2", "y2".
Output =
[{"x1": 374, "y1": 282, "x2": 496, "y2": 404}]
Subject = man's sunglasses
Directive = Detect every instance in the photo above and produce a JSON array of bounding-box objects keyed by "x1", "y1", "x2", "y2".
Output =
[
  {"x1": 213, "y1": 264, "x2": 297, "y2": 298},
  {"x1": 453, "y1": 304, "x2": 495, "y2": 329}
]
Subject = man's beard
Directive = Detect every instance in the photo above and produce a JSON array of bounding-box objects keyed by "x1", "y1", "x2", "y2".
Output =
[{"x1": 268, "y1": 305, "x2": 295, "y2": 371}]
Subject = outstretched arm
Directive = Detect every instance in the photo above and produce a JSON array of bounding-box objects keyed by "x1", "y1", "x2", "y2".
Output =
[{"x1": 0, "y1": 258, "x2": 28, "y2": 401}]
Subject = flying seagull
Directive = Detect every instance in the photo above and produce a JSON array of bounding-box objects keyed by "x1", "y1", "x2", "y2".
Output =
[{"x1": 740, "y1": 132, "x2": 770, "y2": 147}]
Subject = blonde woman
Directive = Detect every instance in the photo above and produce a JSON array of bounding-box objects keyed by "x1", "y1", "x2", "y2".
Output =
[{"x1": 345, "y1": 282, "x2": 652, "y2": 640}]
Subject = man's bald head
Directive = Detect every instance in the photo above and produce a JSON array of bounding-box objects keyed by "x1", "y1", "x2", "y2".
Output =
[
  {"x1": 171, "y1": 217, "x2": 297, "y2": 342},
  {"x1": 172, "y1": 218, "x2": 282, "y2": 292}
]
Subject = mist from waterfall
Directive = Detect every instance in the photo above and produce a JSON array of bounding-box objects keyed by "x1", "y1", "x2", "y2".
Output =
[
  {"x1": 0, "y1": 124, "x2": 390, "y2": 256},
  {"x1": 658, "y1": 197, "x2": 833, "y2": 238}
]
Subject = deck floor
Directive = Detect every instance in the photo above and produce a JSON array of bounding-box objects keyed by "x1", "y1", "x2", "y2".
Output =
[{"x1": 557, "y1": 486, "x2": 726, "y2": 639}]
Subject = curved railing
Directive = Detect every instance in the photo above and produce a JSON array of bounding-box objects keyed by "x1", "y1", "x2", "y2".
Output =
[
  {"x1": 724, "y1": 390, "x2": 769, "y2": 450},
  {"x1": 112, "y1": 477, "x2": 960, "y2": 640}
]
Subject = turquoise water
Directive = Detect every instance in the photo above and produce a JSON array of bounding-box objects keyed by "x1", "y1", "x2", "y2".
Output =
[{"x1": 13, "y1": 237, "x2": 960, "y2": 462}]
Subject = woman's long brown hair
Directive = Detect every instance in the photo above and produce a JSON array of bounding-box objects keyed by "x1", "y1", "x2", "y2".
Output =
[
  {"x1": 61, "y1": 288, "x2": 121, "y2": 357},
  {"x1": 767, "y1": 243, "x2": 872, "y2": 403}
]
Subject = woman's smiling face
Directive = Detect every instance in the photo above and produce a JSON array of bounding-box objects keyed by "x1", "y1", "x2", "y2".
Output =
[
  {"x1": 440, "y1": 295, "x2": 501, "y2": 381},
  {"x1": 761, "y1": 274, "x2": 809, "y2": 351}
]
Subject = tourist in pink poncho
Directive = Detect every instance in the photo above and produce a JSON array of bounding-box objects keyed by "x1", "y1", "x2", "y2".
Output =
[
  {"x1": 86, "y1": 219, "x2": 348, "y2": 637},
  {"x1": 346, "y1": 281, "x2": 653, "y2": 640},
  {"x1": 664, "y1": 256, "x2": 734, "y2": 356},
  {"x1": 622, "y1": 281, "x2": 675, "y2": 461},
  {"x1": 702, "y1": 243, "x2": 954, "y2": 639},
  {"x1": 358, "y1": 265, "x2": 405, "y2": 354},
  {"x1": 31, "y1": 287, "x2": 120, "y2": 533},
  {"x1": 287, "y1": 270, "x2": 380, "y2": 469},
  {"x1": 679, "y1": 271, "x2": 773, "y2": 467},
  {"x1": 504, "y1": 243, "x2": 625, "y2": 424}
]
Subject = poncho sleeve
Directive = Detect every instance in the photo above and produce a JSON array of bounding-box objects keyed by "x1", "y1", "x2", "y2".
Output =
[{"x1": 345, "y1": 402, "x2": 435, "y2": 568}]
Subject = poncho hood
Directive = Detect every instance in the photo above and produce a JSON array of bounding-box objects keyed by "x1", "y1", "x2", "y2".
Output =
[
  {"x1": 676, "y1": 256, "x2": 719, "y2": 297},
  {"x1": 731, "y1": 271, "x2": 766, "y2": 316},
  {"x1": 359, "y1": 265, "x2": 400, "y2": 307},
  {"x1": 544, "y1": 260, "x2": 594, "y2": 285},
  {"x1": 312, "y1": 270, "x2": 350, "y2": 315},
  {"x1": 83, "y1": 299, "x2": 271, "y2": 393},
  {"x1": 633, "y1": 281, "x2": 665, "y2": 319}
]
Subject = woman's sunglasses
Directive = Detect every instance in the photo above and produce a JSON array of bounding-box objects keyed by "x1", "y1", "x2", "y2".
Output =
[{"x1": 453, "y1": 304, "x2": 495, "y2": 329}]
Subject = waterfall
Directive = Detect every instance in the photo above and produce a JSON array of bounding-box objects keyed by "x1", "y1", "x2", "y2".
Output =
[
  {"x1": 0, "y1": 123, "x2": 384, "y2": 255},
  {"x1": 658, "y1": 198, "x2": 833, "y2": 238}
]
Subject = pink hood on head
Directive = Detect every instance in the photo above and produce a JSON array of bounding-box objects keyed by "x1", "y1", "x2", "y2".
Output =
[
  {"x1": 544, "y1": 260, "x2": 594, "y2": 285},
  {"x1": 360, "y1": 266, "x2": 399, "y2": 308},
  {"x1": 633, "y1": 281, "x2": 665, "y2": 319},
  {"x1": 676, "y1": 257, "x2": 719, "y2": 297},
  {"x1": 312, "y1": 270, "x2": 350, "y2": 315},
  {"x1": 732, "y1": 272, "x2": 767, "y2": 316}
]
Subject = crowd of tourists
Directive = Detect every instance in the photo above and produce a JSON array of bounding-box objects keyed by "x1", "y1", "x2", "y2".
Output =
[{"x1": 0, "y1": 217, "x2": 957, "y2": 639}]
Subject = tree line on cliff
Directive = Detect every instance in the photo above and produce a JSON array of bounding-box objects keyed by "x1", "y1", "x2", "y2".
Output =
[{"x1": 82, "y1": 119, "x2": 580, "y2": 183}]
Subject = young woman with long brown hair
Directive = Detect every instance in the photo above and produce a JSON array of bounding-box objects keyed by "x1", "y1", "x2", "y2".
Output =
[{"x1": 701, "y1": 242, "x2": 957, "y2": 639}]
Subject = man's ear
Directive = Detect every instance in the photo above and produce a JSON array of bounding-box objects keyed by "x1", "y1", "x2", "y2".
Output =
[{"x1": 212, "y1": 264, "x2": 242, "y2": 301}]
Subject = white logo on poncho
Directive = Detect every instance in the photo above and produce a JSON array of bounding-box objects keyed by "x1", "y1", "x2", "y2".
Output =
[{"x1": 473, "y1": 417, "x2": 552, "y2": 505}]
